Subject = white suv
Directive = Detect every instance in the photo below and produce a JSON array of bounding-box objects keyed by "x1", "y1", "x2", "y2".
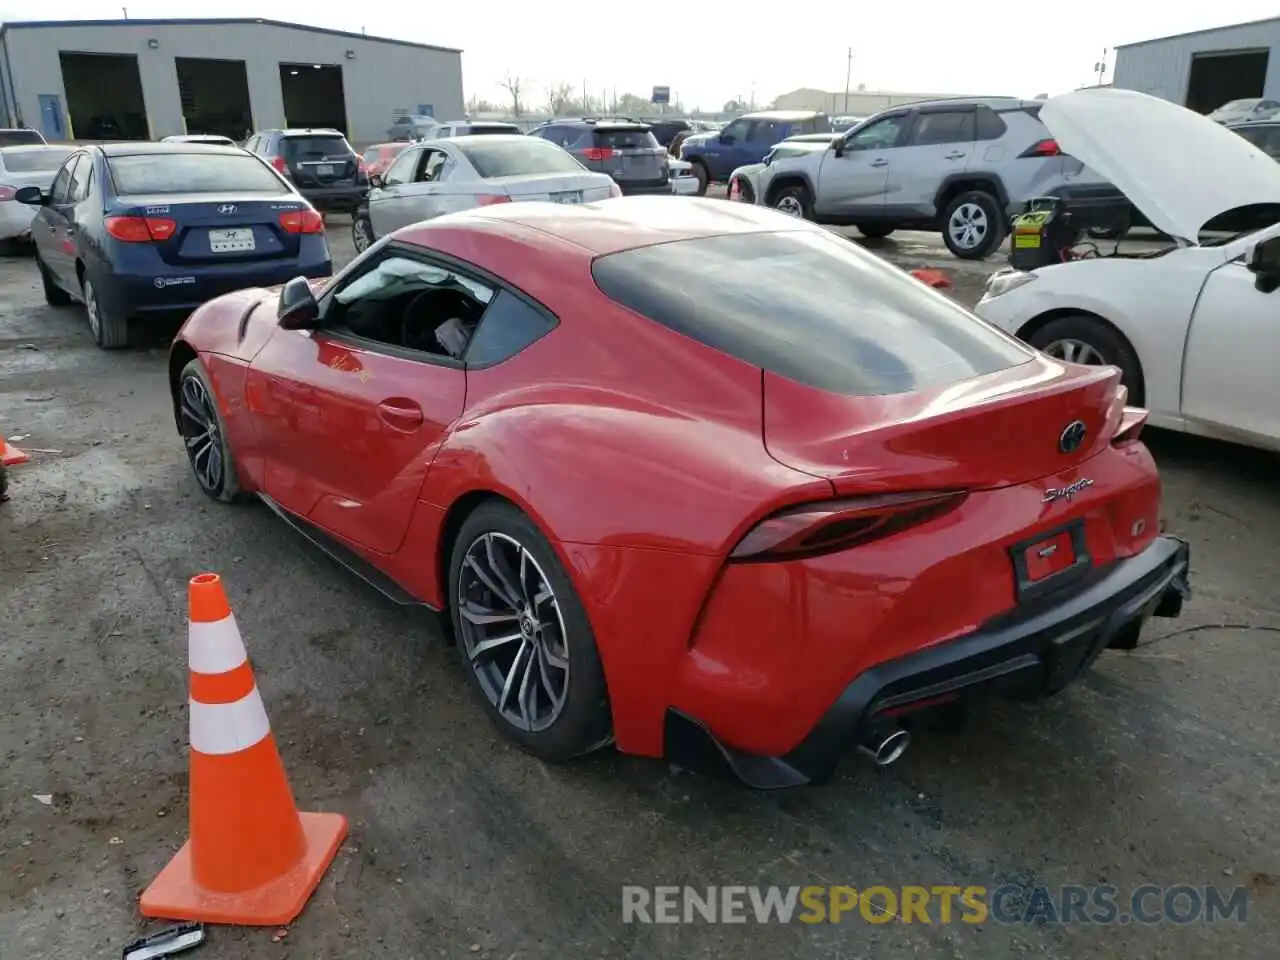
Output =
[{"x1": 737, "y1": 96, "x2": 1122, "y2": 259}]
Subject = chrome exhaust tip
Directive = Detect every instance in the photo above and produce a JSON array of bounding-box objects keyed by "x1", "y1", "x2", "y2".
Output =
[{"x1": 857, "y1": 728, "x2": 910, "y2": 766}]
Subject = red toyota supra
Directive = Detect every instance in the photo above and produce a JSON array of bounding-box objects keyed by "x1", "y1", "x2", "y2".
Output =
[{"x1": 169, "y1": 197, "x2": 1190, "y2": 787}]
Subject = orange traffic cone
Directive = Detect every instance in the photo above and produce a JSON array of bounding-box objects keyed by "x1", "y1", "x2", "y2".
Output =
[
  {"x1": 139, "y1": 573, "x2": 347, "y2": 926},
  {"x1": 0, "y1": 432, "x2": 29, "y2": 467}
]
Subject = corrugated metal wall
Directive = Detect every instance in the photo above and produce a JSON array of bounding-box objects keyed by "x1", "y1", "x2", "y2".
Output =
[{"x1": 1114, "y1": 18, "x2": 1280, "y2": 105}]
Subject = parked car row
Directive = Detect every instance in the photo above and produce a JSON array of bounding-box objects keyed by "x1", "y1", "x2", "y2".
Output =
[{"x1": 720, "y1": 98, "x2": 1129, "y2": 259}]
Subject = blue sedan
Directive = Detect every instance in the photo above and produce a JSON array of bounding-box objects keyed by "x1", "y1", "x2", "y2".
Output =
[{"x1": 18, "y1": 141, "x2": 332, "y2": 349}]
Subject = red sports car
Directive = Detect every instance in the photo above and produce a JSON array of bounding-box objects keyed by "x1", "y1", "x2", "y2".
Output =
[{"x1": 168, "y1": 197, "x2": 1191, "y2": 787}]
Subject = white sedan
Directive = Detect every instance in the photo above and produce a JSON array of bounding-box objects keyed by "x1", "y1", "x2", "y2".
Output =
[
  {"x1": 0, "y1": 144, "x2": 75, "y2": 243},
  {"x1": 353, "y1": 135, "x2": 620, "y2": 251},
  {"x1": 975, "y1": 88, "x2": 1280, "y2": 453}
]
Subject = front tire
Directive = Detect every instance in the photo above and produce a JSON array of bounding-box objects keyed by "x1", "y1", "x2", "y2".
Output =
[
  {"x1": 942, "y1": 190, "x2": 1004, "y2": 260},
  {"x1": 83, "y1": 276, "x2": 129, "y2": 349},
  {"x1": 177, "y1": 359, "x2": 243, "y2": 503},
  {"x1": 449, "y1": 501, "x2": 611, "y2": 762},
  {"x1": 772, "y1": 184, "x2": 814, "y2": 220},
  {"x1": 690, "y1": 160, "x2": 709, "y2": 197},
  {"x1": 352, "y1": 212, "x2": 375, "y2": 253},
  {"x1": 1026, "y1": 313, "x2": 1145, "y2": 405}
]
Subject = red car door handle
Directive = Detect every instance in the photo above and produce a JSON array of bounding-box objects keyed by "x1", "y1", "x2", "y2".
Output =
[{"x1": 377, "y1": 398, "x2": 424, "y2": 431}]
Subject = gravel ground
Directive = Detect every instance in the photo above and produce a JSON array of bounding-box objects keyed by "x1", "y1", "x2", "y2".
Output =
[{"x1": 1, "y1": 213, "x2": 1277, "y2": 960}]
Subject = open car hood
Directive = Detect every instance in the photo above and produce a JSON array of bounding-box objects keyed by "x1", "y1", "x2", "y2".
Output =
[{"x1": 1040, "y1": 88, "x2": 1280, "y2": 242}]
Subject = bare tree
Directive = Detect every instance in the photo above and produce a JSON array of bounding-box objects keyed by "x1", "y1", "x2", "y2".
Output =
[
  {"x1": 544, "y1": 81, "x2": 575, "y2": 116},
  {"x1": 500, "y1": 73, "x2": 526, "y2": 117}
]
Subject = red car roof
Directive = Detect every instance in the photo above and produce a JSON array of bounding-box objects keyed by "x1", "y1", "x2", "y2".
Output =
[{"x1": 398, "y1": 196, "x2": 814, "y2": 257}]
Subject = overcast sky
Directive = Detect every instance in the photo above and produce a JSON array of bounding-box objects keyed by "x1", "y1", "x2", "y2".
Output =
[{"x1": 2, "y1": 2, "x2": 1278, "y2": 109}]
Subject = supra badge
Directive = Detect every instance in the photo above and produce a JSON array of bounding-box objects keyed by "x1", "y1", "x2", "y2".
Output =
[
  {"x1": 1043, "y1": 478, "x2": 1094, "y2": 504},
  {"x1": 1058, "y1": 420, "x2": 1087, "y2": 454}
]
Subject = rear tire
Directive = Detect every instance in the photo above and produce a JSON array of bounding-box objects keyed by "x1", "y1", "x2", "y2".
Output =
[
  {"x1": 83, "y1": 276, "x2": 129, "y2": 350},
  {"x1": 690, "y1": 160, "x2": 709, "y2": 196},
  {"x1": 855, "y1": 223, "x2": 895, "y2": 239},
  {"x1": 942, "y1": 190, "x2": 1004, "y2": 260},
  {"x1": 1026, "y1": 313, "x2": 1145, "y2": 405},
  {"x1": 449, "y1": 501, "x2": 612, "y2": 762},
  {"x1": 37, "y1": 254, "x2": 72, "y2": 307}
]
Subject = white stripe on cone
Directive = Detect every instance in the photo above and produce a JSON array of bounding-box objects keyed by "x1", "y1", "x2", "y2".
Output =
[
  {"x1": 189, "y1": 687, "x2": 272, "y2": 755},
  {"x1": 189, "y1": 615, "x2": 249, "y2": 675}
]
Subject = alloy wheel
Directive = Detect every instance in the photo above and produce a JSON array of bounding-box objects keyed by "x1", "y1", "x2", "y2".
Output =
[
  {"x1": 353, "y1": 217, "x2": 373, "y2": 253},
  {"x1": 948, "y1": 202, "x2": 988, "y2": 251},
  {"x1": 1041, "y1": 338, "x2": 1107, "y2": 365},
  {"x1": 775, "y1": 195, "x2": 804, "y2": 217},
  {"x1": 457, "y1": 531, "x2": 570, "y2": 733},
  {"x1": 179, "y1": 375, "x2": 224, "y2": 492}
]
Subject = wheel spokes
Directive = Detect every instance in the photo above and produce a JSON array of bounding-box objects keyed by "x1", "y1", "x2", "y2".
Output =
[{"x1": 458, "y1": 530, "x2": 572, "y2": 732}]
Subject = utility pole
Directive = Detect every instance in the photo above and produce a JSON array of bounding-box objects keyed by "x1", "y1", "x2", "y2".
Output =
[
  {"x1": 844, "y1": 47, "x2": 853, "y2": 113},
  {"x1": 1094, "y1": 48, "x2": 1108, "y2": 86}
]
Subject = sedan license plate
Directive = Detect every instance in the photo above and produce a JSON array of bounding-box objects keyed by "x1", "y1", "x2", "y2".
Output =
[
  {"x1": 208, "y1": 227, "x2": 255, "y2": 253},
  {"x1": 315, "y1": 164, "x2": 336, "y2": 176},
  {"x1": 552, "y1": 191, "x2": 582, "y2": 204}
]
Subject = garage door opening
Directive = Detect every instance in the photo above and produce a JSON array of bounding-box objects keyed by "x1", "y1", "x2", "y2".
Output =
[
  {"x1": 176, "y1": 57, "x2": 253, "y2": 140},
  {"x1": 279, "y1": 63, "x2": 347, "y2": 134},
  {"x1": 59, "y1": 51, "x2": 149, "y2": 140},
  {"x1": 1185, "y1": 49, "x2": 1270, "y2": 114}
]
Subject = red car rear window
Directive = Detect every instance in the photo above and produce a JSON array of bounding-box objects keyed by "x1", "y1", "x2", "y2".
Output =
[{"x1": 592, "y1": 230, "x2": 1030, "y2": 397}]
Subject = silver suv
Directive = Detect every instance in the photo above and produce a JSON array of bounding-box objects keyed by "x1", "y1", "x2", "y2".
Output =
[{"x1": 744, "y1": 96, "x2": 1119, "y2": 259}]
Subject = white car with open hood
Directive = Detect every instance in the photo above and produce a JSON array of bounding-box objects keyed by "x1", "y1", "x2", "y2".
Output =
[
  {"x1": 976, "y1": 88, "x2": 1280, "y2": 452},
  {"x1": 352, "y1": 135, "x2": 620, "y2": 252}
]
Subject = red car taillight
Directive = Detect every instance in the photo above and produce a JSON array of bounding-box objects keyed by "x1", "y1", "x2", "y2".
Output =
[
  {"x1": 278, "y1": 209, "x2": 325, "y2": 234},
  {"x1": 271, "y1": 156, "x2": 290, "y2": 175},
  {"x1": 583, "y1": 147, "x2": 619, "y2": 161},
  {"x1": 476, "y1": 194, "x2": 512, "y2": 206},
  {"x1": 1020, "y1": 138, "x2": 1062, "y2": 158},
  {"x1": 0, "y1": 185, "x2": 15, "y2": 202},
  {"x1": 105, "y1": 216, "x2": 177, "y2": 242},
  {"x1": 729, "y1": 491, "x2": 968, "y2": 562}
]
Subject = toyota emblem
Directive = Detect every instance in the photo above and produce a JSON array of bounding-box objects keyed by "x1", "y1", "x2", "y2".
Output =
[
  {"x1": 1059, "y1": 420, "x2": 1088, "y2": 454},
  {"x1": 217, "y1": 204, "x2": 237, "y2": 215}
]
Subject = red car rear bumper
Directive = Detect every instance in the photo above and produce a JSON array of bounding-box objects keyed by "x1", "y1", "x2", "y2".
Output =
[{"x1": 664, "y1": 535, "x2": 1190, "y2": 788}]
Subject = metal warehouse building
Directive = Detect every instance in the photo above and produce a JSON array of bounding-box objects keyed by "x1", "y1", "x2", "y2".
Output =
[
  {"x1": 0, "y1": 17, "x2": 464, "y2": 146},
  {"x1": 1113, "y1": 16, "x2": 1280, "y2": 113}
]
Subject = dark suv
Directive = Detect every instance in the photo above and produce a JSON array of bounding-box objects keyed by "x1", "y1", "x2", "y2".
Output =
[
  {"x1": 244, "y1": 128, "x2": 367, "y2": 213},
  {"x1": 528, "y1": 118, "x2": 670, "y2": 195}
]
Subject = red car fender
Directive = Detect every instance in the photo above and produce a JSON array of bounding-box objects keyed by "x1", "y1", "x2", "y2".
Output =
[{"x1": 413, "y1": 399, "x2": 832, "y2": 758}]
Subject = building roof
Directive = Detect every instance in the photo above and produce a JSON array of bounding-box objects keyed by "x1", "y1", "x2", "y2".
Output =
[
  {"x1": 1115, "y1": 15, "x2": 1280, "y2": 50},
  {"x1": 0, "y1": 17, "x2": 462, "y2": 54}
]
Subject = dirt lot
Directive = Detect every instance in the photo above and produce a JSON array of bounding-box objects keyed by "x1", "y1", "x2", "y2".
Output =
[{"x1": 1, "y1": 216, "x2": 1277, "y2": 960}]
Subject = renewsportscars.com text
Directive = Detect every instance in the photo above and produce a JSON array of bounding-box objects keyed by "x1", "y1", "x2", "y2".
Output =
[{"x1": 621, "y1": 884, "x2": 1248, "y2": 925}]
